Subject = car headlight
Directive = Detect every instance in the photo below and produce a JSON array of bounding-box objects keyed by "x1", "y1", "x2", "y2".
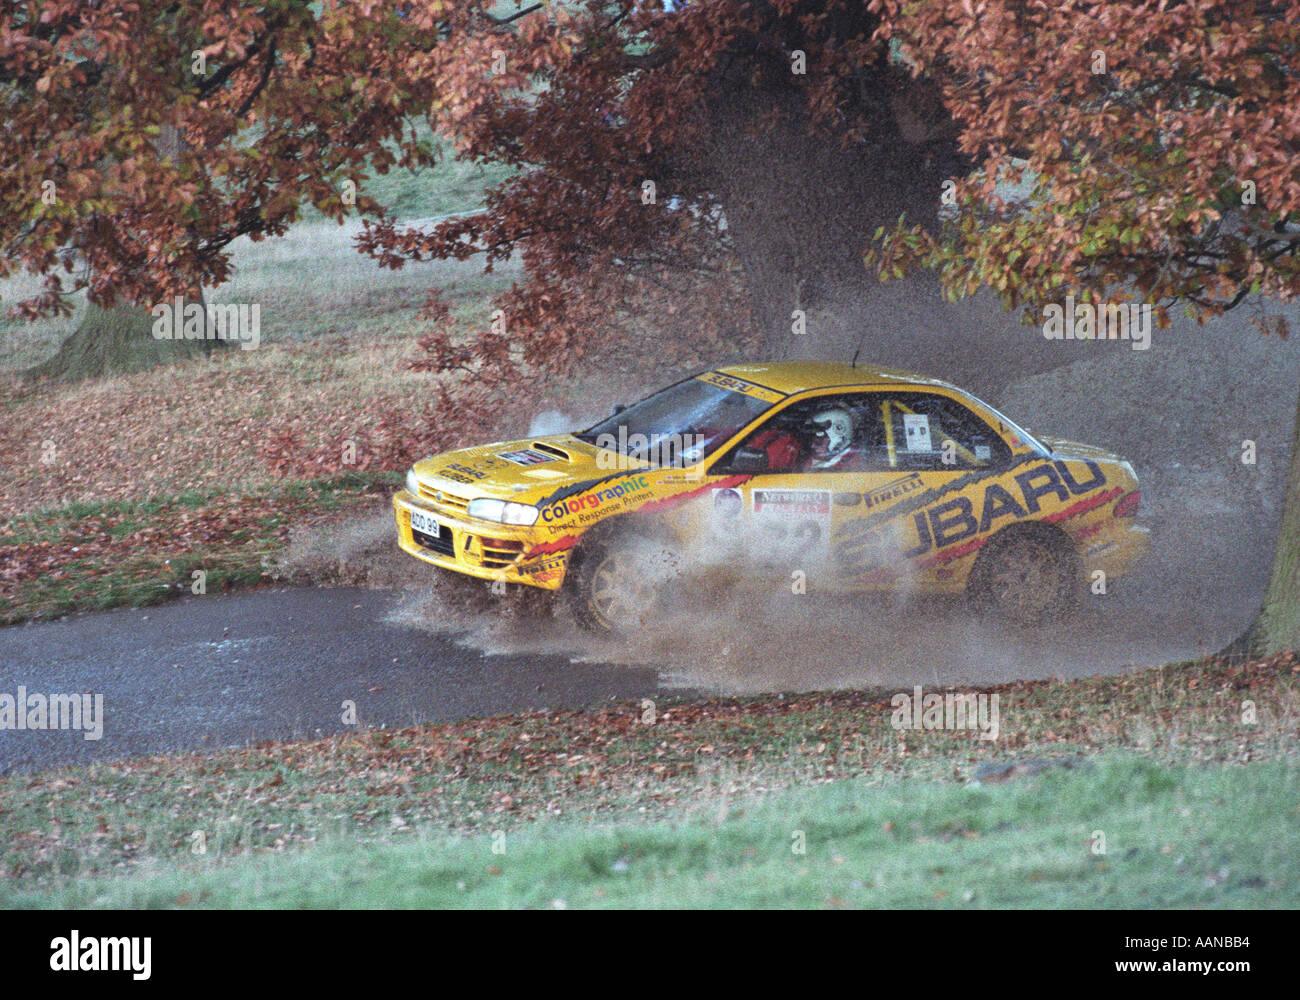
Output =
[
  {"x1": 467, "y1": 498, "x2": 539, "y2": 526},
  {"x1": 405, "y1": 468, "x2": 421, "y2": 497}
]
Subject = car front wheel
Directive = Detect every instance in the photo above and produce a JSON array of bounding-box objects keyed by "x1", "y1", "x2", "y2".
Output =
[{"x1": 568, "y1": 533, "x2": 682, "y2": 635}]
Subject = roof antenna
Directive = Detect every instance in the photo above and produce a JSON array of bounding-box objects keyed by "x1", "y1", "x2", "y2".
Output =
[{"x1": 850, "y1": 327, "x2": 870, "y2": 369}]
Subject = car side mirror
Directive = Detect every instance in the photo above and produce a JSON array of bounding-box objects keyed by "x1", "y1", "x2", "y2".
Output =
[
  {"x1": 611, "y1": 403, "x2": 627, "y2": 416},
  {"x1": 730, "y1": 446, "x2": 769, "y2": 474}
]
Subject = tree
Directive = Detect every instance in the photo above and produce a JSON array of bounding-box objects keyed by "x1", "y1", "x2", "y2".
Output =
[
  {"x1": 356, "y1": 0, "x2": 965, "y2": 379},
  {"x1": 6, "y1": 1, "x2": 959, "y2": 372},
  {"x1": 26, "y1": 125, "x2": 221, "y2": 381},
  {"x1": 1, "y1": 0, "x2": 444, "y2": 377}
]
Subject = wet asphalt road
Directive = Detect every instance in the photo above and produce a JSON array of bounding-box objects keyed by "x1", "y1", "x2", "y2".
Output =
[{"x1": 0, "y1": 587, "x2": 660, "y2": 775}]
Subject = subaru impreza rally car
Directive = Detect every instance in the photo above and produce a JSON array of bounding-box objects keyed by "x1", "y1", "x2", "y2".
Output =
[{"x1": 394, "y1": 362, "x2": 1149, "y2": 633}]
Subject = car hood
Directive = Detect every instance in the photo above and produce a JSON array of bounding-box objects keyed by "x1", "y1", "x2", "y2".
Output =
[
  {"x1": 411, "y1": 434, "x2": 647, "y2": 506},
  {"x1": 1035, "y1": 434, "x2": 1125, "y2": 464}
]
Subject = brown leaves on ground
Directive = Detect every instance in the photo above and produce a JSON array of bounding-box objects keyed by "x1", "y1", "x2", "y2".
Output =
[
  {"x1": 0, "y1": 480, "x2": 390, "y2": 623},
  {"x1": 3, "y1": 492, "x2": 253, "y2": 578},
  {"x1": 0, "y1": 331, "x2": 539, "y2": 622},
  {"x1": 263, "y1": 651, "x2": 1297, "y2": 800},
  {"x1": 0, "y1": 340, "x2": 444, "y2": 519},
  {"x1": 4, "y1": 651, "x2": 1294, "y2": 881}
]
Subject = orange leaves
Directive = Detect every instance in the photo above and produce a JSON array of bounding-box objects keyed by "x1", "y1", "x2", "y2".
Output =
[
  {"x1": 868, "y1": 0, "x2": 1300, "y2": 317},
  {"x1": 3, "y1": 1, "x2": 444, "y2": 318},
  {"x1": 13, "y1": 0, "x2": 1294, "y2": 376}
]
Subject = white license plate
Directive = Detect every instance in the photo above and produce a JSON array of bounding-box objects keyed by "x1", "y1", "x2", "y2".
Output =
[{"x1": 410, "y1": 509, "x2": 441, "y2": 538}]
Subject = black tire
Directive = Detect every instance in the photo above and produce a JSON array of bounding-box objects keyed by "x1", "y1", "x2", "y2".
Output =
[
  {"x1": 567, "y1": 530, "x2": 683, "y2": 635},
  {"x1": 967, "y1": 523, "x2": 1079, "y2": 627}
]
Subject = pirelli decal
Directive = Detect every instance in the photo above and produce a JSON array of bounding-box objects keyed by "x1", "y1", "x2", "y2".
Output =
[{"x1": 833, "y1": 473, "x2": 924, "y2": 510}]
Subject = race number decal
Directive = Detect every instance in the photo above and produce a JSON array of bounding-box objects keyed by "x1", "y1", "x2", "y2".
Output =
[
  {"x1": 751, "y1": 489, "x2": 831, "y2": 564},
  {"x1": 752, "y1": 489, "x2": 832, "y2": 517}
]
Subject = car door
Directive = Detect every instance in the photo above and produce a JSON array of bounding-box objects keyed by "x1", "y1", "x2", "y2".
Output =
[
  {"x1": 707, "y1": 391, "x2": 882, "y2": 587},
  {"x1": 832, "y1": 389, "x2": 1015, "y2": 590}
]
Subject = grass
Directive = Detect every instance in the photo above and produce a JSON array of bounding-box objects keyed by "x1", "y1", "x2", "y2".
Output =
[
  {"x1": 0, "y1": 226, "x2": 521, "y2": 374},
  {"x1": 0, "y1": 127, "x2": 517, "y2": 372},
  {"x1": 0, "y1": 472, "x2": 399, "y2": 626},
  {"x1": 0, "y1": 651, "x2": 1294, "y2": 905},
  {"x1": 298, "y1": 134, "x2": 515, "y2": 224},
  {"x1": 0, "y1": 280, "x2": 536, "y2": 519},
  {"x1": 3, "y1": 755, "x2": 1295, "y2": 908}
]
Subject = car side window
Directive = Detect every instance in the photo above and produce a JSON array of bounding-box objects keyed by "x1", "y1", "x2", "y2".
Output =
[
  {"x1": 865, "y1": 392, "x2": 1010, "y2": 471},
  {"x1": 718, "y1": 393, "x2": 880, "y2": 474}
]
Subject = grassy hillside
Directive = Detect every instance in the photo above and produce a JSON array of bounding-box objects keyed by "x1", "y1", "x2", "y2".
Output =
[
  {"x1": 4, "y1": 755, "x2": 1295, "y2": 909},
  {"x1": 1, "y1": 652, "x2": 1294, "y2": 907},
  {"x1": 0, "y1": 132, "x2": 515, "y2": 373}
]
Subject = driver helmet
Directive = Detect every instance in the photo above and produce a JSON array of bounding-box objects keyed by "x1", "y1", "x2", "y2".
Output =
[{"x1": 810, "y1": 407, "x2": 855, "y2": 464}]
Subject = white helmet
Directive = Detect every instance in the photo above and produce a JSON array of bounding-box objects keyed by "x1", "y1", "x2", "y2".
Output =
[{"x1": 810, "y1": 407, "x2": 854, "y2": 464}]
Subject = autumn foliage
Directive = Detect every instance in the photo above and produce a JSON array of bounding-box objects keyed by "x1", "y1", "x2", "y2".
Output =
[
  {"x1": 1, "y1": 0, "x2": 441, "y2": 317},
  {"x1": 6, "y1": 2, "x2": 1299, "y2": 356},
  {"x1": 2, "y1": 1, "x2": 955, "y2": 383},
  {"x1": 865, "y1": 0, "x2": 1300, "y2": 329}
]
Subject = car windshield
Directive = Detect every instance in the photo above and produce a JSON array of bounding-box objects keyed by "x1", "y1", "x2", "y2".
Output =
[{"x1": 575, "y1": 375, "x2": 775, "y2": 467}]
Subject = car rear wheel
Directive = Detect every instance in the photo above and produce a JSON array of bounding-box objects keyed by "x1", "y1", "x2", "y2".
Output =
[
  {"x1": 569, "y1": 534, "x2": 682, "y2": 635},
  {"x1": 968, "y1": 525, "x2": 1077, "y2": 627}
]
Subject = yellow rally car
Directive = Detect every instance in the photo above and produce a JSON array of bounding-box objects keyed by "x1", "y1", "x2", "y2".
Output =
[{"x1": 394, "y1": 362, "x2": 1149, "y2": 633}]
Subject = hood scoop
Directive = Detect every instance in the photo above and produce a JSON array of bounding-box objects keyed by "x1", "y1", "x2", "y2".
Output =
[{"x1": 530, "y1": 441, "x2": 573, "y2": 461}]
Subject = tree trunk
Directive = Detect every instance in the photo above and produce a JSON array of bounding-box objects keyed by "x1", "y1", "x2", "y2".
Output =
[
  {"x1": 22, "y1": 123, "x2": 231, "y2": 384},
  {"x1": 24, "y1": 296, "x2": 226, "y2": 383},
  {"x1": 1231, "y1": 382, "x2": 1300, "y2": 658},
  {"x1": 696, "y1": 60, "x2": 964, "y2": 355}
]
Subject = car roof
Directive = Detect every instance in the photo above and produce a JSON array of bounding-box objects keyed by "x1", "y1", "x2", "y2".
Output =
[{"x1": 714, "y1": 361, "x2": 961, "y2": 396}]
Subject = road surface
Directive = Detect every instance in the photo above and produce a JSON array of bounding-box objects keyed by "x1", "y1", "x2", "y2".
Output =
[{"x1": 0, "y1": 587, "x2": 660, "y2": 775}]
